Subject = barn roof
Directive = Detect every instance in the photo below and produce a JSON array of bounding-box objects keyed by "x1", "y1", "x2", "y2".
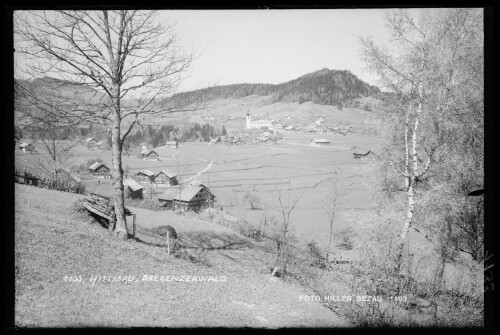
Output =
[
  {"x1": 123, "y1": 179, "x2": 143, "y2": 191},
  {"x1": 136, "y1": 169, "x2": 155, "y2": 177},
  {"x1": 19, "y1": 142, "x2": 32, "y2": 148},
  {"x1": 89, "y1": 162, "x2": 109, "y2": 170},
  {"x1": 156, "y1": 169, "x2": 177, "y2": 178},
  {"x1": 311, "y1": 139, "x2": 330, "y2": 143},
  {"x1": 158, "y1": 185, "x2": 213, "y2": 202},
  {"x1": 140, "y1": 149, "x2": 158, "y2": 156}
]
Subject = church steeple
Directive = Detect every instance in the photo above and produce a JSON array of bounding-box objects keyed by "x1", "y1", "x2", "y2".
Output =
[{"x1": 246, "y1": 110, "x2": 251, "y2": 129}]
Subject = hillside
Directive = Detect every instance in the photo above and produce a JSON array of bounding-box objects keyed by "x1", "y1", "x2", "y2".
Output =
[
  {"x1": 163, "y1": 68, "x2": 380, "y2": 108},
  {"x1": 14, "y1": 184, "x2": 350, "y2": 327}
]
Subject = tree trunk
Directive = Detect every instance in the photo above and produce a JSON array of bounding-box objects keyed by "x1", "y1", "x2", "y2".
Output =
[
  {"x1": 111, "y1": 118, "x2": 127, "y2": 240},
  {"x1": 395, "y1": 182, "x2": 415, "y2": 273}
]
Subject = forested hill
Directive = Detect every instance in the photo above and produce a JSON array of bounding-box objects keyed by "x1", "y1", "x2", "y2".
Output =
[{"x1": 166, "y1": 68, "x2": 380, "y2": 107}]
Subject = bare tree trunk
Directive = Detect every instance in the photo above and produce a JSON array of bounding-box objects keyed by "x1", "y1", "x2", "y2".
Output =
[{"x1": 111, "y1": 115, "x2": 127, "y2": 240}]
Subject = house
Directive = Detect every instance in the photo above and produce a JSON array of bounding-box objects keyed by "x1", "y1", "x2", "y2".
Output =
[
  {"x1": 165, "y1": 141, "x2": 178, "y2": 148},
  {"x1": 123, "y1": 178, "x2": 143, "y2": 199},
  {"x1": 134, "y1": 169, "x2": 156, "y2": 183},
  {"x1": 19, "y1": 142, "x2": 34, "y2": 152},
  {"x1": 158, "y1": 184, "x2": 215, "y2": 212},
  {"x1": 310, "y1": 139, "x2": 331, "y2": 146},
  {"x1": 89, "y1": 162, "x2": 111, "y2": 178},
  {"x1": 138, "y1": 149, "x2": 159, "y2": 160},
  {"x1": 154, "y1": 170, "x2": 179, "y2": 186}
]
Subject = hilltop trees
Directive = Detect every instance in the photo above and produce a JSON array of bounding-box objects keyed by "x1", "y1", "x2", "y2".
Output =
[
  {"x1": 360, "y1": 8, "x2": 484, "y2": 276},
  {"x1": 15, "y1": 10, "x2": 201, "y2": 239}
]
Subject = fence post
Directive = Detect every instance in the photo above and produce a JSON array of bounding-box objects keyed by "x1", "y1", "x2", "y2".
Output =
[
  {"x1": 167, "y1": 231, "x2": 170, "y2": 256},
  {"x1": 133, "y1": 214, "x2": 136, "y2": 241}
]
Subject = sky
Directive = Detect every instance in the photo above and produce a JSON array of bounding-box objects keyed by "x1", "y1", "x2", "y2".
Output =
[
  {"x1": 14, "y1": 9, "x2": 394, "y2": 94},
  {"x1": 160, "y1": 9, "x2": 392, "y2": 92}
]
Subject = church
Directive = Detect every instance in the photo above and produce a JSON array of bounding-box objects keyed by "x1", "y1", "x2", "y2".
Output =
[{"x1": 245, "y1": 110, "x2": 273, "y2": 130}]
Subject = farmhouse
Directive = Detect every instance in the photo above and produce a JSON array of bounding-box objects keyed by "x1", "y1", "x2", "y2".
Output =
[
  {"x1": 165, "y1": 141, "x2": 178, "y2": 148},
  {"x1": 158, "y1": 184, "x2": 215, "y2": 212},
  {"x1": 138, "y1": 149, "x2": 159, "y2": 160},
  {"x1": 310, "y1": 139, "x2": 331, "y2": 146},
  {"x1": 89, "y1": 162, "x2": 111, "y2": 178},
  {"x1": 19, "y1": 142, "x2": 34, "y2": 152},
  {"x1": 246, "y1": 111, "x2": 273, "y2": 130},
  {"x1": 123, "y1": 178, "x2": 143, "y2": 199},
  {"x1": 154, "y1": 170, "x2": 179, "y2": 186},
  {"x1": 134, "y1": 169, "x2": 156, "y2": 183},
  {"x1": 228, "y1": 138, "x2": 245, "y2": 146}
]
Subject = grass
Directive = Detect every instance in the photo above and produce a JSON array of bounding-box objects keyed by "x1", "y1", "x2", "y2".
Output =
[{"x1": 15, "y1": 184, "x2": 350, "y2": 327}]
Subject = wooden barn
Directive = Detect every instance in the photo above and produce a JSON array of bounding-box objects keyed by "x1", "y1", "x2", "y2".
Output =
[
  {"x1": 89, "y1": 162, "x2": 111, "y2": 178},
  {"x1": 134, "y1": 169, "x2": 156, "y2": 183},
  {"x1": 19, "y1": 142, "x2": 34, "y2": 152},
  {"x1": 138, "y1": 149, "x2": 159, "y2": 160},
  {"x1": 154, "y1": 170, "x2": 178, "y2": 186},
  {"x1": 158, "y1": 184, "x2": 215, "y2": 212},
  {"x1": 310, "y1": 139, "x2": 330, "y2": 146},
  {"x1": 123, "y1": 178, "x2": 143, "y2": 199}
]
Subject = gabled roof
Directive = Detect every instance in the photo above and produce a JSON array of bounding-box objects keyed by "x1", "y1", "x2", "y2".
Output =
[
  {"x1": 89, "y1": 162, "x2": 109, "y2": 170},
  {"x1": 136, "y1": 169, "x2": 155, "y2": 177},
  {"x1": 158, "y1": 185, "x2": 213, "y2": 202},
  {"x1": 19, "y1": 142, "x2": 32, "y2": 148},
  {"x1": 123, "y1": 178, "x2": 143, "y2": 191},
  {"x1": 140, "y1": 149, "x2": 158, "y2": 156},
  {"x1": 155, "y1": 169, "x2": 178, "y2": 179}
]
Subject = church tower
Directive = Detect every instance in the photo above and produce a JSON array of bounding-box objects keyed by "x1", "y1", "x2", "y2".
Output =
[{"x1": 246, "y1": 110, "x2": 251, "y2": 129}]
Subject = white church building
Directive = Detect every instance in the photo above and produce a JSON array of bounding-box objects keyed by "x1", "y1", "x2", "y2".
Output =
[{"x1": 246, "y1": 110, "x2": 274, "y2": 130}]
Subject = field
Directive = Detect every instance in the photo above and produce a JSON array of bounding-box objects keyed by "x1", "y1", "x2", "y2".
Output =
[
  {"x1": 16, "y1": 100, "x2": 385, "y2": 254},
  {"x1": 14, "y1": 184, "x2": 350, "y2": 327}
]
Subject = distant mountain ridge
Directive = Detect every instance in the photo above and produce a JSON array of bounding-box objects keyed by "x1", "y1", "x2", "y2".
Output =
[
  {"x1": 167, "y1": 68, "x2": 380, "y2": 107},
  {"x1": 16, "y1": 68, "x2": 381, "y2": 109}
]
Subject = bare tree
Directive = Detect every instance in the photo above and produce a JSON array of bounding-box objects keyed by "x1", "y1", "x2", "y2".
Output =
[
  {"x1": 268, "y1": 178, "x2": 302, "y2": 277},
  {"x1": 323, "y1": 167, "x2": 343, "y2": 263},
  {"x1": 15, "y1": 10, "x2": 202, "y2": 239}
]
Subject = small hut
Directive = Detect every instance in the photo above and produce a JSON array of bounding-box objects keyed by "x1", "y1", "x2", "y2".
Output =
[
  {"x1": 89, "y1": 162, "x2": 111, "y2": 178},
  {"x1": 154, "y1": 170, "x2": 178, "y2": 186},
  {"x1": 134, "y1": 169, "x2": 156, "y2": 183},
  {"x1": 123, "y1": 178, "x2": 143, "y2": 199}
]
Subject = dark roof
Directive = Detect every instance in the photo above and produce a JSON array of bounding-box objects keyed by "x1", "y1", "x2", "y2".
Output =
[
  {"x1": 89, "y1": 162, "x2": 109, "y2": 171},
  {"x1": 136, "y1": 169, "x2": 155, "y2": 177},
  {"x1": 123, "y1": 179, "x2": 143, "y2": 191},
  {"x1": 140, "y1": 149, "x2": 159, "y2": 156}
]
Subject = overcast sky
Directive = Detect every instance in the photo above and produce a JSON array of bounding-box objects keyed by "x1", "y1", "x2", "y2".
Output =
[{"x1": 160, "y1": 9, "x2": 392, "y2": 92}]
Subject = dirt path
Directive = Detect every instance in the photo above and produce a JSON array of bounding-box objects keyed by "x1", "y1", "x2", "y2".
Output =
[{"x1": 182, "y1": 160, "x2": 213, "y2": 184}]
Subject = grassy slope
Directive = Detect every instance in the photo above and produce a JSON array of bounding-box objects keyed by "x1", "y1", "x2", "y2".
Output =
[{"x1": 15, "y1": 184, "x2": 349, "y2": 328}]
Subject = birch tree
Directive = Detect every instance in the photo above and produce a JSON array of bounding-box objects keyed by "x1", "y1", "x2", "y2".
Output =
[
  {"x1": 359, "y1": 9, "x2": 482, "y2": 273},
  {"x1": 15, "y1": 10, "x2": 200, "y2": 239}
]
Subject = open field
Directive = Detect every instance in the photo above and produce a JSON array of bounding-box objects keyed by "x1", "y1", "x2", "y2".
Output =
[{"x1": 14, "y1": 184, "x2": 350, "y2": 327}]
